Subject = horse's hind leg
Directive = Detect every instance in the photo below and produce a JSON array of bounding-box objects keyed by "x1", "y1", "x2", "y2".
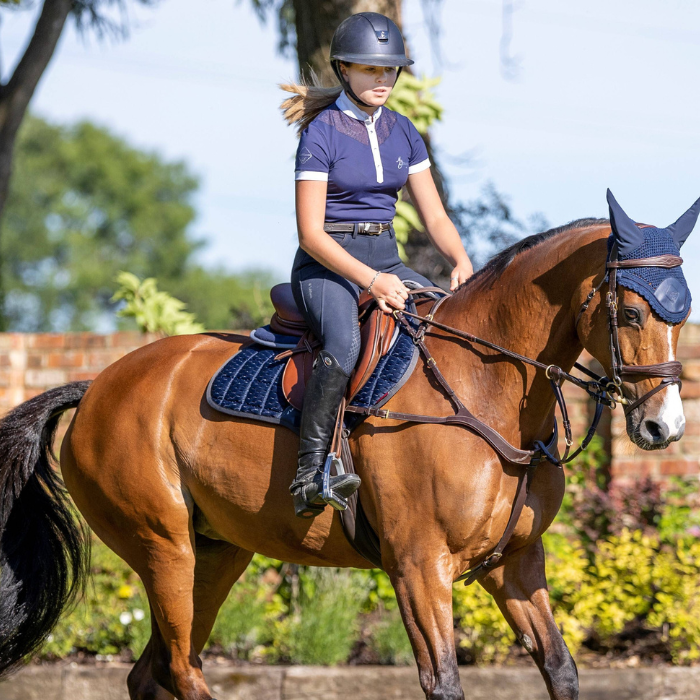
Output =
[
  {"x1": 481, "y1": 538, "x2": 578, "y2": 700},
  {"x1": 124, "y1": 523, "x2": 210, "y2": 700},
  {"x1": 127, "y1": 536, "x2": 254, "y2": 700}
]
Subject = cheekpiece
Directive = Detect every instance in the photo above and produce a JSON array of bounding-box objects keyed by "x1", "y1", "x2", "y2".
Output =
[{"x1": 607, "y1": 189, "x2": 699, "y2": 324}]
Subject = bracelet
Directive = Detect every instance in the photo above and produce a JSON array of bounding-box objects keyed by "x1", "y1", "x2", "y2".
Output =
[{"x1": 366, "y1": 271, "x2": 381, "y2": 294}]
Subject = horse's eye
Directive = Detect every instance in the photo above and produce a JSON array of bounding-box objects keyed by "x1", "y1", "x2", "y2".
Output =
[{"x1": 624, "y1": 308, "x2": 640, "y2": 323}]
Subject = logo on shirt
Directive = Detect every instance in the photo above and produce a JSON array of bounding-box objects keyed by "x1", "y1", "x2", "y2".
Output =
[
  {"x1": 299, "y1": 147, "x2": 313, "y2": 165},
  {"x1": 396, "y1": 156, "x2": 405, "y2": 169}
]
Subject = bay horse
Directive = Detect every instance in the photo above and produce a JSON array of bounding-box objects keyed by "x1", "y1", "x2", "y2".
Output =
[{"x1": 0, "y1": 216, "x2": 690, "y2": 700}]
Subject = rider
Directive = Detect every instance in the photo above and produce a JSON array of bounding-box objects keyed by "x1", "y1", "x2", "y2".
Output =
[{"x1": 282, "y1": 12, "x2": 473, "y2": 518}]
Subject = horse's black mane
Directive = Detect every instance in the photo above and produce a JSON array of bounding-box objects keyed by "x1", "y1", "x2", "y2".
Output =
[{"x1": 464, "y1": 217, "x2": 609, "y2": 290}]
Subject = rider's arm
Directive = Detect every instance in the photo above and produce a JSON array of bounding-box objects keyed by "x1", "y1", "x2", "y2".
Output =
[
  {"x1": 406, "y1": 169, "x2": 473, "y2": 288},
  {"x1": 295, "y1": 180, "x2": 377, "y2": 289}
]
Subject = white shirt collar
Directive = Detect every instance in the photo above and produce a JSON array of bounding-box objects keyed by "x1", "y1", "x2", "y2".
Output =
[{"x1": 336, "y1": 91, "x2": 382, "y2": 124}]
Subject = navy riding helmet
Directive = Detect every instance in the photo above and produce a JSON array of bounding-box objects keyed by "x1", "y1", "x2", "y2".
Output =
[
  {"x1": 607, "y1": 189, "x2": 700, "y2": 324},
  {"x1": 330, "y1": 12, "x2": 413, "y2": 108}
]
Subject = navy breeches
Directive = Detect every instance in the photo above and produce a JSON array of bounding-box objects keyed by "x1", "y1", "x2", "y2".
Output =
[{"x1": 291, "y1": 229, "x2": 435, "y2": 376}]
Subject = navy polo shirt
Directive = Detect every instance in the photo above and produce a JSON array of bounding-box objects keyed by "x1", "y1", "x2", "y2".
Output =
[{"x1": 295, "y1": 91, "x2": 431, "y2": 223}]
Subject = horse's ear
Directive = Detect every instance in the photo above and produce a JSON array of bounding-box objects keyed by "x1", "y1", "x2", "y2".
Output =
[
  {"x1": 607, "y1": 189, "x2": 644, "y2": 256},
  {"x1": 667, "y1": 196, "x2": 700, "y2": 249}
]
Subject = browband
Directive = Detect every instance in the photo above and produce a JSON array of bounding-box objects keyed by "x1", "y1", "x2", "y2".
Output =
[{"x1": 607, "y1": 255, "x2": 683, "y2": 269}]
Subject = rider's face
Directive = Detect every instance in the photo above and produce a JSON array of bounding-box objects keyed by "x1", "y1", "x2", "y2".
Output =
[{"x1": 340, "y1": 63, "x2": 398, "y2": 109}]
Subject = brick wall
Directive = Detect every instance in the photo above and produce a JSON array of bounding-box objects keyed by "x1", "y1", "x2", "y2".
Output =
[
  {"x1": 0, "y1": 326, "x2": 698, "y2": 484},
  {"x1": 0, "y1": 332, "x2": 160, "y2": 415}
]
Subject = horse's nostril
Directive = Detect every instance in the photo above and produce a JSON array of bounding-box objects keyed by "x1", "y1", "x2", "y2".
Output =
[{"x1": 643, "y1": 419, "x2": 669, "y2": 444}]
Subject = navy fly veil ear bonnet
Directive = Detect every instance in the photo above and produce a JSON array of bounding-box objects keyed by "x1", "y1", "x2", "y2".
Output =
[{"x1": 607, "y1": 189, "x2": 700, "y2": 324}]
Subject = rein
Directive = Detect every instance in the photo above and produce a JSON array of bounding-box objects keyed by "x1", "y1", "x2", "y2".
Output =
[{"x1": 345, "y1": 248, "x2": 685, "y2": 584}]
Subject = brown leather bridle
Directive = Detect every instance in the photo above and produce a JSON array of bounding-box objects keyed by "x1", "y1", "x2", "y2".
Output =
[
  {"x1": 595, "y1": 252, "x2": 683, "y2": 415},
  {"x1": 345, "y1": 250, "x2": 685, "y2": 584}
]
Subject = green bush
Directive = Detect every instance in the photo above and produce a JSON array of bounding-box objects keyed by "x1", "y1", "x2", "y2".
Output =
[
  {"x1": 648, "y1": 538, "x2": 700, "y2": 663},
  {"x1": 207, "y1": 575, "x2": 277, "y2": 660},
  {"x1": 369, "y1": 607, "x2": 414, "y2": 665},
  {"x1": 43, "y1": 535, "x2": 150, "y2": 660},
  {"x1": 273, "y1": 568, "x2": 366, "y2": 665},
  {"x1": 111, "y1": 271, "x2": 204, "y2": 335},
  {"x1": 453, "y1": 576, "x2": 514, "y2": 664}
]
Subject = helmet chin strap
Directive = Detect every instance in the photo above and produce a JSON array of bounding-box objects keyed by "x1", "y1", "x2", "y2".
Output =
[{"x1": 332, "y1": 61, "x2": 403, "y2": 111}]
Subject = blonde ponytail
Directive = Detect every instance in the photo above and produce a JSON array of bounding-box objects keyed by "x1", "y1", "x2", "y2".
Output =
[{"x1": 280, "y1": 75, "x2": 343, "y2": 135}]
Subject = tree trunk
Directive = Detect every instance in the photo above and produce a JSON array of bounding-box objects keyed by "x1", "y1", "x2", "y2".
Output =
[
  {"x1": 0, "y1": 0, "x2": 73, "y2": 329},
  {"x1": 291, "y1": 0, "x2": 452, "y2": 283}
]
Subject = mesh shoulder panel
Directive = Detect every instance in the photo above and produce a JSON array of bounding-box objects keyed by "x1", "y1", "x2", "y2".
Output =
[{"x1": 317, "y1": 106, "x2": 369, "y2": 145}]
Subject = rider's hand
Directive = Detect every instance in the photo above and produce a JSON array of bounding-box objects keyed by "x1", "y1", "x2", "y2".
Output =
[
  {"x1": 449, "y1": 259, "x2": 474, "y2": 291},
  {"x1": 368, "y1": 273, "x2": 410, "y2": 314}
]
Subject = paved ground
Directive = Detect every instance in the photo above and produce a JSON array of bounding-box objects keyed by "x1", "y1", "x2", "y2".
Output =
[{"x1": 3, "y1": 664, "x2": 700, "y2": 699}]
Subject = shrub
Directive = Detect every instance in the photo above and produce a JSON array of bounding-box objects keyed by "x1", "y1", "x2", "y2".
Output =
[
  {"x1": 273, "y1": 568, "x2": 366, "y2": 665},
  {"x1": 648, "y1": 538, "x2": 700, "y2": 664},
  {"x1": 111, "y1": 271, "x2": 204, "y2": 335},
  {"x1": 541, "y1": 531, "x2": 594, "y2": 655},
  {"x1": 369, "y1": 607, "x2": 414, "y2": 665},
  {"x1": 207, "y1": 576, "x2": 276, "y2": 660},
  {"x1": 577, "y1": 529, "x2": 657, "y2": 639},
  {"x1": 453, "y1": 578, "x2": 514, "y2": 664},
  {"x1": 43, "y1": 535, "x2": 150, "y2": 660}
]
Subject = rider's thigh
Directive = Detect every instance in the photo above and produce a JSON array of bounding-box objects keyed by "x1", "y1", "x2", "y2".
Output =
[{"x1": 291, "y1": 264, "x2": 361, "y2": 376}]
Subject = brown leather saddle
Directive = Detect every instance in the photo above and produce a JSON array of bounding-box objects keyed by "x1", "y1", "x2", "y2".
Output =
[{"x1": 269, "y1": 283, "x2": 396, "y2": 409}]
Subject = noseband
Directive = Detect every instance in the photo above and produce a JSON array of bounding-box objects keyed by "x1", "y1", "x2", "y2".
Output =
[{"x1": 576, "y1": 251, "x2": 684, "y2": 416}]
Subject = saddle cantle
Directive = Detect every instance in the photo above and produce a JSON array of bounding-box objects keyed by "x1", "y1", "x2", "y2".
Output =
[{"x1": 267, "y1": 283, "x2": 397, "y2": 409}]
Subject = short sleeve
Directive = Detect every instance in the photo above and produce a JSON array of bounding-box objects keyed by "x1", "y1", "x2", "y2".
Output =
[
  {"x1": 407, "y1": 120, "x2": 431, "y2": 175},
  {"x1": 295, "y1": 124, "x2": 331, "y2": 182}
]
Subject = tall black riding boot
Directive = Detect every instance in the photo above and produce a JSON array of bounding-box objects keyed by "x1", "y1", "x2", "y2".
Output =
[{"x1": 290, "y1": 350, "x2": 361, "y2": 518}]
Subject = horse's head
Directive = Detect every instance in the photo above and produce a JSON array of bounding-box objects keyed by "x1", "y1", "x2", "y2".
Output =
[{"x1": 579, "y1": 189, "x2": 699, "y2": 450}]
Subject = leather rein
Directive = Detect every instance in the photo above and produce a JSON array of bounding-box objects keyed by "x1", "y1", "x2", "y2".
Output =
[{"x1": 345, "y1": 252, "x2": 684, "y2": 584}]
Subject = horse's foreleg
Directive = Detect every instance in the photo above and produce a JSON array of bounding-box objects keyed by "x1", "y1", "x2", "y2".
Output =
[
  {"x1": 481, "y1": 538, "x2": 578, "y2": 700},
  {"x1": 389, "y1": 552, "x2": 464, "y2": 700}
]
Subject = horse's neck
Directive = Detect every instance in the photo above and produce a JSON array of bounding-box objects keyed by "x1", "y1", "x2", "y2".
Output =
[{"x1": 435, "y1": 227, "x2": 609, "y2": 441}]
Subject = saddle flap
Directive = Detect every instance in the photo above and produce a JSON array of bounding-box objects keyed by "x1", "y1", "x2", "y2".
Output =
[
  {"x1": 282, "y1": 331, "x2": 318, "y2": 411},
  {"x1": 347, "y1": 308, "x2": 395, "y2": 401},
  {"x1": 280, "y1": 304, "x2": 396, "y2": 410}
]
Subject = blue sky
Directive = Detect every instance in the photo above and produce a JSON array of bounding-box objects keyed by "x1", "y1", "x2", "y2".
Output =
[{"x1": 2, "y1": 0, "x2": 699, "y2": 318}]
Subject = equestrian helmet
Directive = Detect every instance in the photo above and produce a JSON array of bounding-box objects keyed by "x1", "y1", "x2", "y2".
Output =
[
  {"x1": 330, "y1": 13, "x2": 413, "y2": 107},
  {"x1": 330, "y1": 12, "x2": 414, "y2": 69}
]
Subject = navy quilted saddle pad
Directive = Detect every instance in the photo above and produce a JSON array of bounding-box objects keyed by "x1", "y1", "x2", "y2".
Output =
[{"x1": 206, "y1": 326, "x2": 418, "y2": 428}]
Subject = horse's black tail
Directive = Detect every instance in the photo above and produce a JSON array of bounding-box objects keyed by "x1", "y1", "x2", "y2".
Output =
[{"x1": 0, "y1": 381, "x2": 92, "y2": 678}]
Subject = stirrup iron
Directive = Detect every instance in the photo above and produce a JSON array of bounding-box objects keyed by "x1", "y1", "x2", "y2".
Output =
[{"x1": 322, "y1": 451, "x2": 348, "y2": 511}]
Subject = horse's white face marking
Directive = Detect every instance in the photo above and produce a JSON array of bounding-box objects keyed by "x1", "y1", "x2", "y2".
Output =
[{"x1": 656, "y1": 324, "x2": 685, "y2": 439}]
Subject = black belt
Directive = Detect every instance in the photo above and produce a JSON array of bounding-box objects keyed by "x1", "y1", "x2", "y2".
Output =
[{"x1": 324, "y1": 222, "x2": 391, "y2": 235}]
